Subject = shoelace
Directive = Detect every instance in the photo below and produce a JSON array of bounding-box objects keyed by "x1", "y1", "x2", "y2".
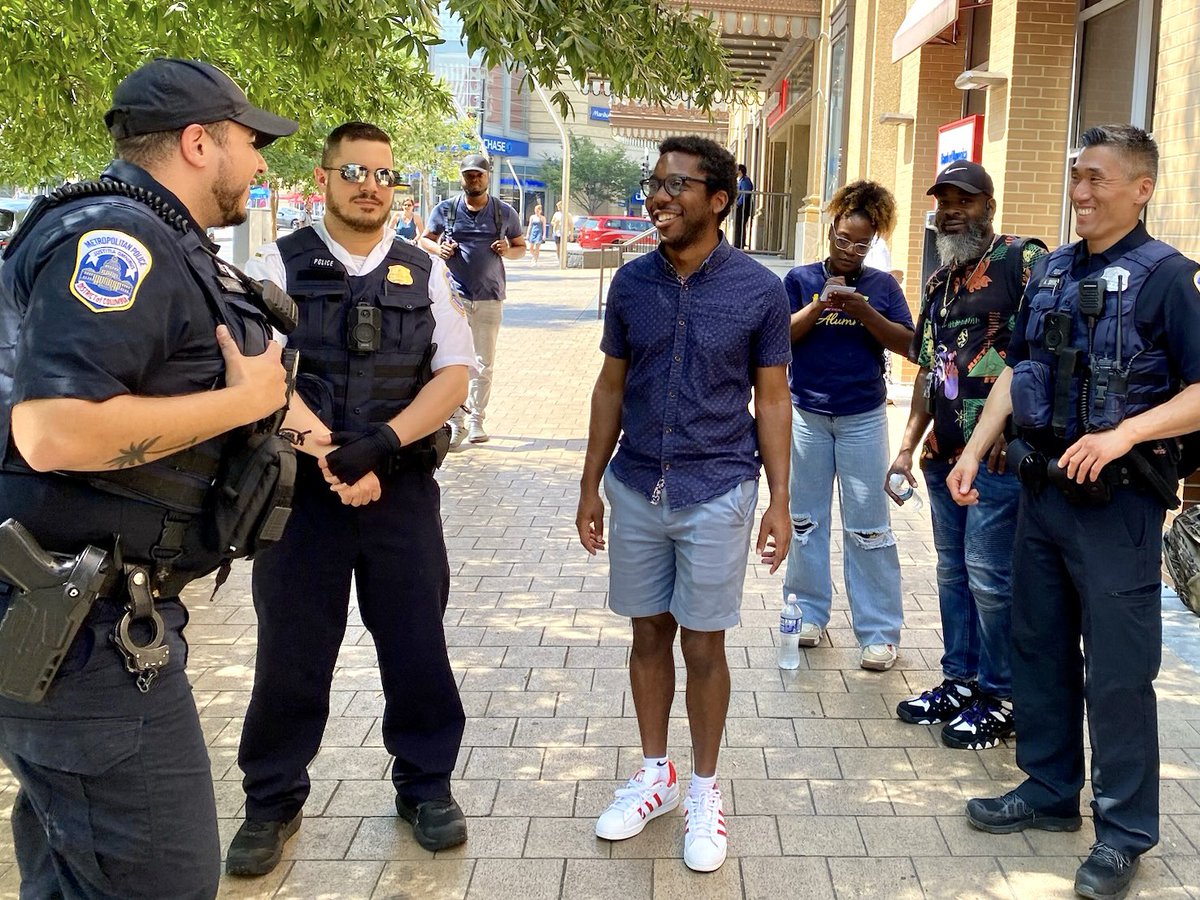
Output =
[
  {"x1": 925, "y1": 679, "x2": 958, "y2": 705},
  {"x1": 958, "y1": 696, "x2": 1004, "y2": 726},
  {"x1": 1089, "y1": 842, "x2": 1131, "y2": 869},
  {"x1": 686, "y1": 790, "x2": 723, "y2": 839},
  {"x1": 610, "y1": 772, "x2": 660, "y2": 811}
]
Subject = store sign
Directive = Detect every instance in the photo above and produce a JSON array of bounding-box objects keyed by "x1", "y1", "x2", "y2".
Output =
[
  {"x1": 766, "y1": 79, "x2": 790, "y2": 130},
  {"x1": 936, "y1": 115, "x2": 985, "y2": 173},
  {"x1": 589, "y1": 106, "x2": 610, "y2": 122},
  {"x1": 481, "y1": 133, "x2": 530, "y2": 157}
]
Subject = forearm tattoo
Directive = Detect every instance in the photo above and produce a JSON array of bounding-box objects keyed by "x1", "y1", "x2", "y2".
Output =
[{"x1": 105, "y1": 435, "x2": 199, "y2": 469}]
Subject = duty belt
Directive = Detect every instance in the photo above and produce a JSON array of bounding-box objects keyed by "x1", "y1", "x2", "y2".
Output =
[
  {"x1": 0, "y1": 520, "x2": 177, "y2": 702},
  {"x1": 1008, "y1": 437, "x2": 1171, "y2": 508}
]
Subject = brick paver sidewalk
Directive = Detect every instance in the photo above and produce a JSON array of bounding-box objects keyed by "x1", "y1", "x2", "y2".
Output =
[{"x1": 2, "y1": 261, "x2": 1199, "y2": 899}]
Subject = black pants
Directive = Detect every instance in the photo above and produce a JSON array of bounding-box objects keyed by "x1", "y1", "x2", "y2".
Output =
[
  {"x1": 1010, "y1": 483, "x2": 1164, "y2": 855},
  {"x1": 0, "y1": 601, "x2": 220, "y2": 900},
  {"x1": 238, "y1": 461, "x2": 464, "y2": 821},
  {"x1": 733, "y1": 202, "x2": 751, "y2": 250}
]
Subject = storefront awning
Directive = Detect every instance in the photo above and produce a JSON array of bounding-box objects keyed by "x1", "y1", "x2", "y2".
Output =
[{"x1": 892, "y1": 0, "x2": 958, "y2": 63}]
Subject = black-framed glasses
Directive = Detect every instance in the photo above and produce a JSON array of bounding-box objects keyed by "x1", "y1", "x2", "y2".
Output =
[
  {"x1": 829, "y1": 227, "x2": 872, "y2": 257},
  {"x1": 323, "y1": 164, "x2": 401, "y2": 187},
  {"x1": 640, "y1": 174, "x2": 711, "y2": 198}
]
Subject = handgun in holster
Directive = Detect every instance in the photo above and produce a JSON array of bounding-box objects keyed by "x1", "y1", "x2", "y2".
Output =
[{"x1": 0, "y1": 519, "x2": 113, "y2": 703}]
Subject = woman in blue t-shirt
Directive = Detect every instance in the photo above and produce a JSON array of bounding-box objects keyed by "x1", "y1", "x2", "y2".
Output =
[{"x1": 781, "y1": 181, "x2": 914, "y2": 672}]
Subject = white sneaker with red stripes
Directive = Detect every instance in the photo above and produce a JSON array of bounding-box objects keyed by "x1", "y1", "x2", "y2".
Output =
[
  {"x1": 683, "y1": 785, "x2": 728, "y2": 872},
  {"x1": 594, "y1": 762, "x2": 680, "y2": 841}
]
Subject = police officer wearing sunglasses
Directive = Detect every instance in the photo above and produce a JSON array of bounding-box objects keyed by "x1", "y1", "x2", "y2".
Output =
[
  {"x1": 0, "y1": 58, "x2": 296, "y2": 898},
  {"x1": 226, "y1": 122, "x2": 476, "y2": 876},
  {"x1": 948, "y1": 125, "x2": 1200, "y2": 899}
]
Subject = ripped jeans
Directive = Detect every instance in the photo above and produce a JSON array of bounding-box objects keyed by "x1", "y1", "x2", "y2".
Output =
[{"x1": 782, "y1": 404, "x2": 903, "y2": 646}]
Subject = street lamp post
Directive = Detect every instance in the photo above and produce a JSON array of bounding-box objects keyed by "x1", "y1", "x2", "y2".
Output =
[{"x1": 531, "y1": 80, "x2": 571, "y2": 270}]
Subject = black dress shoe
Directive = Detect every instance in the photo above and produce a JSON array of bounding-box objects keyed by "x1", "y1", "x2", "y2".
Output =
[
  {"x1": 966, "y1": 790, "x2": 1082, "y2": 834},
  {"x1": 1075, "y1": 842, "x2": 1139, "y2": 899},
  {"x1": 395, "y1": 796, "x2": 468, "y2": 851},
  {"x1": 225, "y1": 811, "x2": 303, "y2": 876}
]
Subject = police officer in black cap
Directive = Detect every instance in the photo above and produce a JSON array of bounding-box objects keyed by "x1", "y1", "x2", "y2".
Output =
[
  {"x1": 0, "y1": 58, "x2": 296, "y2": 898},
  {"x1": 948, "y1": 124, "x2": 1200, "y2": 899},
  {"x1": 226, "y1": 121, "x2": 475, "y2": 876}
]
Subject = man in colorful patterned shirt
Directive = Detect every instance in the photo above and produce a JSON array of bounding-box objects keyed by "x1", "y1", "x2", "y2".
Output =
[{"x1": 886, "y1": 161, "x2": 1046, "y2": 750}]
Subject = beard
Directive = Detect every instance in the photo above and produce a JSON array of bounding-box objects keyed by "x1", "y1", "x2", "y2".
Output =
[
  {"x1": 656, "y1": 211, "x2": 711, "y2": 253},
  {"x1": 935, "y1": 217, "x2": 992, "y2": 266},
  {"x1": 211, "y1": 156, "x2": 249, "y2": 227},
  {"x1": 326, "y1": 190, "x2": 390, "y2": 234}
]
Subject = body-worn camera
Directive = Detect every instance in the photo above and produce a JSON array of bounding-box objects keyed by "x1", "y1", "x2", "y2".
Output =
[
  {"x1": 1043, "y1": 312, "x2": 1073, "y2": 352},
  {"x1": 347, "y1": 303, "x2": 382, "y2": 352}
]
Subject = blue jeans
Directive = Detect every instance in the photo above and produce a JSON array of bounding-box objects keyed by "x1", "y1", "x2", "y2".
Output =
[
  {"x1": 922, "y1": 459, "x2": 1020, "y2": 698},
  {"x1": 782, "y1": 405, "x2": 903, "y2": 646}
]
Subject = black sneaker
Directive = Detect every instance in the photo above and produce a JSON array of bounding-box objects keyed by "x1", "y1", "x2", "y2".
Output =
[
  {"x1": 1075, "y1": 842, "x2": 1139, "y2": 899},
  {"x1": 896, "y1": 678, "x2": 976, "y2": 725},
  {"x1": 395, "y1": 795, "x2": 468, "y2": 851},
  {"x1": 225, "y1": 811, "x2": 302, "y2": 876},
  {"x1": 941, "y1": 694, "x2": 1016, "y2": 749},
  {"x1": 966, "y1": 790, "x2": 1082, "y2": 834}
]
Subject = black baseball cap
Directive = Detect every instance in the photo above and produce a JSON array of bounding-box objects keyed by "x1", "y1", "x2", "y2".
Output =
[
  {"x1": 927, "y1": 160, "x2": 994, "y2": 196},
  {"x1": 460, "y1": 154, "x2": 492, "y2": 174},
  {"x1": 105, "y1": 58, "x2": 298, "y2": 149}
]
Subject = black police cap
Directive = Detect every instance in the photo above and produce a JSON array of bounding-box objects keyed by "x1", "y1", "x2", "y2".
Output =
[{"x1": 105, "y1": 58, "x2": 298, "y2": 149}]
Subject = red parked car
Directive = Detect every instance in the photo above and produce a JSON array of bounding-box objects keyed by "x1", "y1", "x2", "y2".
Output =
[{"x1": 578, "y1": 215, "x2": 655, "y2": 248}]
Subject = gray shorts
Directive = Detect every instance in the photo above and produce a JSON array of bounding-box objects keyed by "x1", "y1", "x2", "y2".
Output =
[{"x1": 604, "y1": 469, "x2": 758, "y2": 632}]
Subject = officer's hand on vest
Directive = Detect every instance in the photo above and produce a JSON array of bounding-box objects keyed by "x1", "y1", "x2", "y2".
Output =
[
  {"x1": 323, "y1": 425, "x2": 401, "y2": 486},
  {"x1": 216, "y1": 325, "x2": 287, "y2": 422}
]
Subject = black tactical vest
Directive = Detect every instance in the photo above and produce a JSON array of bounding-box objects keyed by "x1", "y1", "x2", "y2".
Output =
[
  {"x1": 0, "y1": 191, "x2": 271, "y2": 516},
  {"x1": 278, "y1": 228, "x2": 435, "y2": 432}
]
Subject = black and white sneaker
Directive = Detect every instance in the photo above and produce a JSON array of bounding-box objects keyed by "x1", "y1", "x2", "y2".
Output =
[
  {"x1": 941, "y1": 694, "x2": 1015, "y2": 750},
  {"x1": 896, "y1": 678, "x2": 976, "y2": 725}
]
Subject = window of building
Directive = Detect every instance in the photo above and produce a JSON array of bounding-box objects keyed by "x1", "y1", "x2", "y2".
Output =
[
  {"x1": 823, "y1": 1, "x2": 853, "y2": 202},
  {"x1": 962, "y1": 2, "x2": 993, "y2": 119}
]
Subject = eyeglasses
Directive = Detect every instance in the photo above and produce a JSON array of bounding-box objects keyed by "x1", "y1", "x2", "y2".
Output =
[
  {"x1": 830, "y1": 229, "x2": 872, "y2": 257},
  {"x1": 640, "y1": 174, "x2": 711, "y2": 198},
  {"x1": 323, "y1": 164, "x2": 401, "y2": 187}
]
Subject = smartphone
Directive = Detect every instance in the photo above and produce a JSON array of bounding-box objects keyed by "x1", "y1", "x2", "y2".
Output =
[{"x1": 818, "y1": 284, "x2": 856, "y2": 305}]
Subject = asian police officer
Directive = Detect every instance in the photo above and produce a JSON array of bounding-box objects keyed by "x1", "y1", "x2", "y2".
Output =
[{"x1": 948, "y1": 124, "x2": 1200, "y2": 899}]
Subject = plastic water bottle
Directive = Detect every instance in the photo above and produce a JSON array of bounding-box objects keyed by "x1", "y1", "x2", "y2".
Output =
[
  {"x1": 888, "y1": 472, "x2": 925, "y2": 512},
  {"x1": 778, "y1": 593, "x2": 803, "y2": 670}
]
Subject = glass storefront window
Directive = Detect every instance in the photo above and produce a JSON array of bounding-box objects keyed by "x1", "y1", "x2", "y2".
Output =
[
  {"x1": 1076, "y1": 1, "x2": 1142, "y2": 133},
  {"x1": 824, "y1": 32, "x2": 847, "y2": 202}
]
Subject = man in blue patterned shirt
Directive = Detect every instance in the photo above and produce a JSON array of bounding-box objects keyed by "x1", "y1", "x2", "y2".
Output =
[{"x1": 576, "y1": 136, "x2": 792, "y2": 873}]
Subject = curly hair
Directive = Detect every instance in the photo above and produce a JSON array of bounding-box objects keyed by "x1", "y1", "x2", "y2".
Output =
[
  {"x1": 658, "y1": 135, "x2": 738, "y2": 222},
  {"x1": 826, "y1": 180, "x2": 898, "y2": 239}
]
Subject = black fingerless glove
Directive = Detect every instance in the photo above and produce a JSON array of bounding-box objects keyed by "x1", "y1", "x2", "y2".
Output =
[{"x1": 325, "y1": 425, "x2": 401, "y2": 485}]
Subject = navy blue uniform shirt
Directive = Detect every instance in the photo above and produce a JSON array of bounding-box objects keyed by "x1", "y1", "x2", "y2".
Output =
[
  {"x1": 425, "y1": 195, "x2": 523, "y2": 301},
  {"x1": 1009, "y1": 223, "x2": 1200, "y2": 386},
  {"x1": 784, "y1": 261, "x2": 912, "y2": 416},
  {"x1": 0, "y1": 160, "x2": 269, "y2": 560},
  {"x1": 601, "y1": 237, "x2": 791, "y2": 509}
]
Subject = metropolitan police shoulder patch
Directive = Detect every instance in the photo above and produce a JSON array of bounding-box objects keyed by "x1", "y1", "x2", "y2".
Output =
[{"x1": 70, "y1": 230, "x2": 153, "y2": 313}]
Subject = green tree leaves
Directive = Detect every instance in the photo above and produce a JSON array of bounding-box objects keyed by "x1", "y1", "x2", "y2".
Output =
[
  {"x1": 541, "y1": 135, "x2": 641, "y2": 214},
  {"x1": 0, "y1": 0, "x2": 730, "y2": 186}
]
